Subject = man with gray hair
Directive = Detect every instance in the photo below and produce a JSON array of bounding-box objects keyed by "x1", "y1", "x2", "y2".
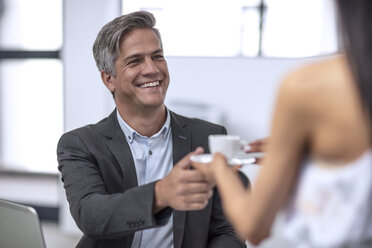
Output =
[{"x1": 57, "y1": 11, "x2": 247, "y2": 248}]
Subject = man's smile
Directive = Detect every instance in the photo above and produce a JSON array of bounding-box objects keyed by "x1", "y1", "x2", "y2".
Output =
[{"x1": 138, "y1": 81, "x2": 160, "y2": 88}]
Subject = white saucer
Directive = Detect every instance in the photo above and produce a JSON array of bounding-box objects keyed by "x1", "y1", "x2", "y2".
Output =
[
  {"x1": 190, "y1": 154, "x2": 214, "y2": 163},
  {"x1": 190, "y1": 154, "x2": 257, "y2": 166},
  {"x1": 244, "y1": 152, "x2": 265, "y2": 159}
]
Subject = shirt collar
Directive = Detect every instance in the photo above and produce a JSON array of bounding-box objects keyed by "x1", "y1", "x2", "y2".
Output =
[{"x1": 116, "y1": 109, "x2": 171, "y2": 144}]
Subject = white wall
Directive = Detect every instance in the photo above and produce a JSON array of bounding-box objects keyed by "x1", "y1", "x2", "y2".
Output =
[
  {"x1": 165, "y1": 56, "x2": 319, "y2": 141},
  {"x1": 63, "y1": 0, "x2": 118, "y2": 133}
]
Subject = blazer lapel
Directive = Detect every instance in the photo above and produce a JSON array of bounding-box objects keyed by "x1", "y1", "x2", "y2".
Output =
[
  {"x1": 101, "y1": 110, "x2": 138, "y2": 190},
  {"x1": 170, "y1": 111, "x2": 191, "y2": 248}
]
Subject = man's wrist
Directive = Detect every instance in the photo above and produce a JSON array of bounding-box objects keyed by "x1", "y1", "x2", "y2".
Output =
[{"x1": 153, "y1": 180, "x2": 167, "y2": 213}]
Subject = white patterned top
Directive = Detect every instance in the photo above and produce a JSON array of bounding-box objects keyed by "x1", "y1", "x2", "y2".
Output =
[{"x1": 283, "y1": 149, "x2": 372, "y2": 248}]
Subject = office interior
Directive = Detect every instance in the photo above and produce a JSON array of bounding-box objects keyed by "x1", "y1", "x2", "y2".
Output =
[{"x1": 0, "y1": 0, "x2": 338, "y2": 247}]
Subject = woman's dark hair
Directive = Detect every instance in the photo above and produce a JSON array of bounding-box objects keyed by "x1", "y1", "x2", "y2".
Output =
[{"x1": 336, "y1": 0, "x2": 372, "y2": 126}]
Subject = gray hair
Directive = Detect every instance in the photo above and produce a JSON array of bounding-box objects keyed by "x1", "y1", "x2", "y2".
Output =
[{"x1": 93, "y1": 11, "x2": 162, "y2": 77}]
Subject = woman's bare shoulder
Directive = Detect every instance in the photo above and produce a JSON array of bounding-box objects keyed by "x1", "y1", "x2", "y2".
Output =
[{"x1": 279, "y1": 54, "x2": 351, "y2": 99}]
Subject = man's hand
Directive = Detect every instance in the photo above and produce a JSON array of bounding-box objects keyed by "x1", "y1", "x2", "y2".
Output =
[{"x1": 154, "y1": 147, "x2": 214, "y2": 212}]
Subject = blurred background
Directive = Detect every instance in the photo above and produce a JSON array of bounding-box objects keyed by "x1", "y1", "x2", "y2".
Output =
[{"x1": 0, "y1": 0, "x2": 338, "y2": 247}]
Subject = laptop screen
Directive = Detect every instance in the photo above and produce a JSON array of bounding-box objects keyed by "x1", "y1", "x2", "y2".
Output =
[{"x1": 0, "y1": 199, "x2": 46, "y2": 248}]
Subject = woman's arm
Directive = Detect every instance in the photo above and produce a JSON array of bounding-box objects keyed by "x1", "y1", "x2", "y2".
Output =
[{"x1": 194, "y1": 73, "x2": 311, "y2": 245}]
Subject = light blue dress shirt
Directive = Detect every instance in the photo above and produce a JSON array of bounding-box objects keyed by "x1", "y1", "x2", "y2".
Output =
[{"x1": 117, "y1": 110, "x2": 174, "y2": 248}]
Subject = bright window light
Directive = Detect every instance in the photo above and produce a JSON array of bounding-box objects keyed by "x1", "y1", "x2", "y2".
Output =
[
  {"x1": 0, "y1": 0, "x2": 62, "y2": 50},
  {"x1": 0, "y1": 0, "x2": 63, "y2": 174},
  {"x1": 262, "y1": 0, "x2": 337, "y2": 57},
  {"x1": 0, "y1": 60, "x2": 63, "y2": 173},
  {"x1": 122, "y1": 0, "x2": 338, "y2": 58}
]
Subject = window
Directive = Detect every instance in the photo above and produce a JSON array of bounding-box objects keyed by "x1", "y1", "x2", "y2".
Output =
[
  {"x1": 122, "y1": 0, "x2": 338, "y2": 58},
  {"x1": 0, "y1": 0, "x2": 63, "y2": 174}
]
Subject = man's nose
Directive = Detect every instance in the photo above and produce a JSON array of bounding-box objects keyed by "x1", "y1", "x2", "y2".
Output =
[{"x1": 142, "y1": 57, "x2": 160, "y2": 75}]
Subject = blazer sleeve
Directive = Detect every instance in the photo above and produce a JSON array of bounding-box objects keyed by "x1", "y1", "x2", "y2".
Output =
[
  {"x1": 57, "y1": 131, "x2": 171, "y2": 239},
  {"x1": 207, "y1": 187, "x2": 247, "y2": 247}
]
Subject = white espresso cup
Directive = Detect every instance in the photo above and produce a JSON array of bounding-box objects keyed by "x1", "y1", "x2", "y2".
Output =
[{"x1": 208, "y1": 134, "x2": 246, "y2": 159}]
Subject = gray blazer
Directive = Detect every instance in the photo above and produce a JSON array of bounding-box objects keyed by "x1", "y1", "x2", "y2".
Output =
[{"x1": 57, "y1": 110, "x2": 247, "y2": 248}]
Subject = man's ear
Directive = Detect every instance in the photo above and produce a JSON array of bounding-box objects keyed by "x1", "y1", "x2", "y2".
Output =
[{"x1": 101, "y1": 71, "x2": 115, "y2": 93}]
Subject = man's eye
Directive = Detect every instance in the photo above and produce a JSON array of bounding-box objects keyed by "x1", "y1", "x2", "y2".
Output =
[
  {"x1": 153, "y1": 55, "x2": 164, "y2": 60},
  {"x1": 127, "y1": 59, "x2": 139, "y2": 65}
]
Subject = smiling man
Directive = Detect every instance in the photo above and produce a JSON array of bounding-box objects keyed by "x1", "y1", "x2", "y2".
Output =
[{"x1": 57, "y1": 11, "x2": 246, "y2": 248}]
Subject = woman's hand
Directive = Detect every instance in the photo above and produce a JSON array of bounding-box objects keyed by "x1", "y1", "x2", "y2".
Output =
[{"x1": 244, "y1": 137, "x2": 269, "y2": 164}]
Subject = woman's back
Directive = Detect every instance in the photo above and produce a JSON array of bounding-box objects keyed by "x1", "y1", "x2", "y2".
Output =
[
  {"x1": 282, "y1": 55, "x2": 372, "y2": 247},
  {"x1": 285, "y1": 55, "x2": 370, "y2": 165}
]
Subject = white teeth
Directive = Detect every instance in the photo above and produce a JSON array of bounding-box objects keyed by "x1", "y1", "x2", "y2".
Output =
[{"x1": 139, "y1": 81, "x2": 160, "y2": 88}]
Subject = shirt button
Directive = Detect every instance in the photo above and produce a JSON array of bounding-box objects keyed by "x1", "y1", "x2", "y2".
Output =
[{"x1": 149, "y1": 150, "x2": 152, "y2": 155}]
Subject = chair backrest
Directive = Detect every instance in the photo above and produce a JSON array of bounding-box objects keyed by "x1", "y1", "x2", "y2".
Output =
[{"x1": 0, "y1": 199, "x2": 46, "y2": 248}]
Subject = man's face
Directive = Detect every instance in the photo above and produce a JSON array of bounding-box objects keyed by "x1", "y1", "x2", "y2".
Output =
[{"x1": 109, "y1": 28, "x2": 170, "y2": 113}]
